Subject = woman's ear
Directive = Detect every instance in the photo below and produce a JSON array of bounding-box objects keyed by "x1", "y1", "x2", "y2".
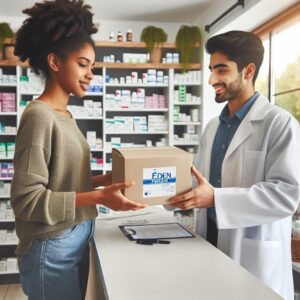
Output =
[
  {"x1": 244, "y1": 63, "x2": 256, "y2": 80},
  {"x1": 47, "y1": 53, "x2": 60, "y2": 72}
]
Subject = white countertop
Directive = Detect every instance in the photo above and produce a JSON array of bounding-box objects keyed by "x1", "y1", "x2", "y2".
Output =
[{"x1": 90, "y1": 207, "x2": 282, "y2": 300}]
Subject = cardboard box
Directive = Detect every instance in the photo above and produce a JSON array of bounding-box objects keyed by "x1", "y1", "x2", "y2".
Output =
[{"x1": 112, "y1": 146, "x2": 193, "y2": 205}]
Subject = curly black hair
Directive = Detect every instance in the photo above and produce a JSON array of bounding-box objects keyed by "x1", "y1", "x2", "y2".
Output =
[{"x1": 14, "y1": 0, "x2": 98, "y2": 76}]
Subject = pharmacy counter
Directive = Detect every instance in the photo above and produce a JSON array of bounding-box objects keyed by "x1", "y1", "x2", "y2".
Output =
[{"x1": 86, "y1": 207, "x2": 282, "y2": 300}]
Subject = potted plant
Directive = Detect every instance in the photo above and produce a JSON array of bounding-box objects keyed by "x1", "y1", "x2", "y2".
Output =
[
  {"x1": 140, "y1": 26, "x2": 167, "y2": 63},
  {"x1": 175, "y1": 25, "x2": 202, "y2": 72},
  {"x1": 0, "y1": 23, "x2": 15, "y2": 61}
]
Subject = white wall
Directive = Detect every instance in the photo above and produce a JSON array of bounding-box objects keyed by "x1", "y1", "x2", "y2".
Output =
[{"x1": 0, "y1": 16, "x2": 181, "y2": 42}]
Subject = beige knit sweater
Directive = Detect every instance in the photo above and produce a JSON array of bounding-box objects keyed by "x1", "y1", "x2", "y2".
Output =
[{"x1": 11, "y1": 100, "x2": 97, "y2": 255}]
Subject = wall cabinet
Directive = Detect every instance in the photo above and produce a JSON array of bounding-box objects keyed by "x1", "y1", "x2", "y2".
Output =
[{"x1": 0, "y1": 41, "x2": 202, "y2": 283}]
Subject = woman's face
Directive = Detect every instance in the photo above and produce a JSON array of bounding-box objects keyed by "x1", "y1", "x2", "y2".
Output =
[{"x1": 55, "y1": 43, "x2": 95, "y2": 98}]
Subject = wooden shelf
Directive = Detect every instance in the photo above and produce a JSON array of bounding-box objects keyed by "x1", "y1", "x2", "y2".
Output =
[
  {"x1": 95, "y1": 41, "x2": 178, "y2": 48},
  {"x1": 0, "y1": 61, "x2": 201, "y2": 70},
  {"x1": 95, "y1": 62, "x2": 201, "y2": 70}
]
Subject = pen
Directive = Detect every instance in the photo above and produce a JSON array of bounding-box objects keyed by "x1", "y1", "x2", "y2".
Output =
[{"x1": 136, "y1": 239, "x2": 171, "y2": 245}]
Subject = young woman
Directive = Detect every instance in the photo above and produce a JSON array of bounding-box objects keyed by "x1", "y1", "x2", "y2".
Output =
[{"x1": 10, "y1": 1, "x2": 146, "y2": 299}]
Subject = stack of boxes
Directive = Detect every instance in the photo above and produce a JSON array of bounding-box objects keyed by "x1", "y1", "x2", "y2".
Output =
[
  {"x1": 105, "y1": 115, "x2": 167, "y2": 133},
  {"x1": 0, "y1": 257, "x2": 18, "y2": 273},
  {"x1": 0, "y1": 229, "x2": 18, "y2": 245},
  {"x1": 0, "y1": 163, "x2": 14, "y2": 179},
  {"x1": 67, "y1": 100, "x2": 102, "y2": 118},
  {"x1": 0, "y1": 200, "x2": 13, "y2": 220},
  {"x1": 106, "y1": 89, "x2": 167, "y2": 109},
  {"x1": 86, "y1": 131, "x2": 103, "y2": 151},
  {"x1": 105, "y1": 70, "x2": 168, "y2": 85},
  {"x1": 0, "y1": 142, "x2": 15, "y2": 159},
  {"x1": 0, "y1": 93, "x2": 16, "y2": 112},
  {"x1": 87, "y1": 75, "x2": 103, "y2": 93},
  {"x1": 174, "y1": 70, "x2": 202, "y2": 84}
]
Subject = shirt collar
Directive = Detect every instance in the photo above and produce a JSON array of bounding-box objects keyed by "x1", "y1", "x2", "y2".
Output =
[{"x1": 219, "y1": 92, "x2": 259, "y2": 122}]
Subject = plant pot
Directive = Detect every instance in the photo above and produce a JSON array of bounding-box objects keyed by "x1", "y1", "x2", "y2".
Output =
[
  {"x1": 4, "y1": 45, "x2": 18, "y2": 63},
  {"x1": 150, "y1": 47, "x2": 162, "y2": 64}
]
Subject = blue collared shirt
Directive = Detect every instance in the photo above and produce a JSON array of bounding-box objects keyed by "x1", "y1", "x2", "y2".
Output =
[{"x1": 207, "y1": 92, "x2": 260, "y2": 222}]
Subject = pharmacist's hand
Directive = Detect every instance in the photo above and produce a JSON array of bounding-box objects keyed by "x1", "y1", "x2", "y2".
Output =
[
  {"x1": 99, "y1": 181, "x2": 147, "y2": 211},
  {"x1": 169, "y1": 166, "x2": 214, "y2": 210}
]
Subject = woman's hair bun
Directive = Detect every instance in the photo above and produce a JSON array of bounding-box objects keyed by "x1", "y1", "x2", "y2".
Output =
[{"x1": 14, "y1": 0, "x2": 98, "y2": 75}]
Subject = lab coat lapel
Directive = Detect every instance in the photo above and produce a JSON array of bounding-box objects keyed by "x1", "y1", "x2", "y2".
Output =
[{"x1": 224, "y1": 95, "x2": 268, "y2": 160}]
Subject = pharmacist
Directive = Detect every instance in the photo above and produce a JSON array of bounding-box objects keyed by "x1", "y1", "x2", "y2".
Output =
[{"x1": 169, "y1": 30, "x2": 300, "y2": 300}]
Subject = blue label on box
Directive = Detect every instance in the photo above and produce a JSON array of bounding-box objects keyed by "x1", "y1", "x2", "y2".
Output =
[{"x1": 143, "y1": 167, "x2": 176, "y2": 198}]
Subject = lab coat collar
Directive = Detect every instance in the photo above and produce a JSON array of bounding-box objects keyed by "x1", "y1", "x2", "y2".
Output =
[{"x1": 224, "y1": 94, "x2": 270, "y2": 160}]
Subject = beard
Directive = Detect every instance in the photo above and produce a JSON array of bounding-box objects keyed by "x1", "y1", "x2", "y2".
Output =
[{"x1": 214, "y1": 73, "x2": 243, "y2": 103}]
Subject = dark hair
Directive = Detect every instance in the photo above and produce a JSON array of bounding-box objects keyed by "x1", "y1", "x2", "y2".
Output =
[
  {"x1": 14, "y1": 0, "x2": 98, "y2": 77},
  {"x1": 205, "y1": 30, "x2": 264, "y2": 84}
]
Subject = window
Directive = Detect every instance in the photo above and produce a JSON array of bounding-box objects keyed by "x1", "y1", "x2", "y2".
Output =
[{"x1": 254, "y1": 3, "x2": 300, "y2": 123}]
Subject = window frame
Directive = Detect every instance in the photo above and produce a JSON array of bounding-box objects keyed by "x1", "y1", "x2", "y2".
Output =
[{"x1": 253, "y1": 2, "x2": 300, "y2": 104}]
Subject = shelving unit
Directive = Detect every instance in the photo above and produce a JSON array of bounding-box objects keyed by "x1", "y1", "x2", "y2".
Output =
[
  {"x1": 0, "y1": 40, "x2": 202, "y2": 283},
  {"x1": 0, "y1": 65, "x2": 19, "y2": 283}
]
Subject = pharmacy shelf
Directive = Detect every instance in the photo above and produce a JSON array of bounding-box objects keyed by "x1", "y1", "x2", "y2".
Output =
[
  {"x1": 0, "y1": 83, "x2": 17, "y2": 87},
  {"x1": 174, "y1": 142, "x2": 199, "y2": 146},
  {"x1": 0, "y1": 219, "x2": 15, "y2": 223},
  {"x1": 174, "y1": 122, "x2": 201, "y2": 125},
  {"x1": 1, "y1": 242, "x2": 18, "y2": 246},
  {"x1": 0, "y1": 112, "x2": 17, "y2": 116},
  {"x1": 94, "y1": 41, "x2": 180, "y2": 48},
  {"x1": 96, "y1": 62, "x2": 201, "y2": 70},
  {"x1": 106, "y1": 131, "x2": 168, "y2": 135},
  {"x1": 85, "y1": 92, "x2": 103, "y2": 96},
  {"x1": 74, "y1": 116, "x2": 103, "y2": 120},
  {"x1": 0, "y1": 178, "x2": 13, "y2": 181},
  {"x1": 19, "y1": 90, "x2": 42, "y2": 95},
  {"x1": 90, "y1": 149, "x2": 104, "y2": 152},
  {"x1": 173, "y1": 102, "x2": 201, "y2": 106},
  {"x1": 105, "y1": 108, "x2": 168, "y2": 112},
  {"x1": 0, "y1": 271, "x2": 18, "y2": 275},
  {"x1": 91, "y1": 168, "x2": 104, "y2": 171},
  {"x1": 174, "y1": 82, "x2": 201, "y2": 86},
  {"x1": 106, "y1": 83, "x2": 168, "y2": 88},
  {"x1": 0, "y1": 133, "x2": 16, "y2": 136},
  {"x1": 0, "y1": 157, "x2": 14, "y2": 160},
  {"x1": 0, "y1": 196, "x2": 10, "y2": 199}
]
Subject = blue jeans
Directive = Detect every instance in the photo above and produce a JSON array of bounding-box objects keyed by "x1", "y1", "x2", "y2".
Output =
[{"x1": 18, "y1": 219, "x2": 95, "y2": 300}]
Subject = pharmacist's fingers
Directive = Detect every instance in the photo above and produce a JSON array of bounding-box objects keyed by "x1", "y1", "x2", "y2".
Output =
[
  {"x1": 169, "y1": 190, "x2": 194, "y2": 204},
  {"x1": 191, "y1": 166, "x2": 206, "y2": 185},
  {"x1": 171, "y1": 198, "x2": 198, "y2": 210}
]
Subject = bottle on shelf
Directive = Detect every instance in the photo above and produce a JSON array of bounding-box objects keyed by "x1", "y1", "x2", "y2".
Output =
[
  {"x1": 126, "y1": 29, "x2": 132, "y2": 42},
  {"x1": 117, "y1": 31, "x2": 123, "y2": 42}
]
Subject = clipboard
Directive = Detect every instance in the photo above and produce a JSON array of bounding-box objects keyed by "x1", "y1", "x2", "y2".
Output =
[{"x1": 119, "y1": 222, "x2": 195, "y2": 241}]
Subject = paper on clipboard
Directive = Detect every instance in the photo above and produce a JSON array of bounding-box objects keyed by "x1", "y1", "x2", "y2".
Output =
[{"x1": 119, "y1": 223, "x2": 194, "y2": 240}]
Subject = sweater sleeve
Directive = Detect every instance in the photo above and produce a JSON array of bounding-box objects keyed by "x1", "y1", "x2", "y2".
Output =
[{"x1": 10, "y1": 108, "x2": 76, "y2": 225}]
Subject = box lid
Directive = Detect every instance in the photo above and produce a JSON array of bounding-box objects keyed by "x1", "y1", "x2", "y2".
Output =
[{"x1": 113, "y1": 147, "x2": 189, "y2": 159}]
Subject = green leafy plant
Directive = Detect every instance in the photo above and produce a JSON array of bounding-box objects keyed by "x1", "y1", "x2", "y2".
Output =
[
  {"x1": 176, "y1": 25, "x2": 201, "y2": 72},
  {"x1": 0, "y1": 23, "x2": 14, "y2": 59},
  {"x1": 140, "y1": 26, "x2": 167, "y2": 63}
]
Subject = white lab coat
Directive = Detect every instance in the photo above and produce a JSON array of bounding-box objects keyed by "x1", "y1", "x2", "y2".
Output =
[{"x1": 194, "y1": 95, "x2": 300, "y2": 300}]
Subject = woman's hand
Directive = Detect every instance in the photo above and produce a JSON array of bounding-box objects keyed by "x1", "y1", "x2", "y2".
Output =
[
  {"x1": 92, "y1": 172, "x2": 112, "y2": 188},
  {"x1": 169, "y1": 166, "x2": 214, "y2": 210},
  {"x1": 97, "y1": 181, "x2": 147, "y2": 211}
]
